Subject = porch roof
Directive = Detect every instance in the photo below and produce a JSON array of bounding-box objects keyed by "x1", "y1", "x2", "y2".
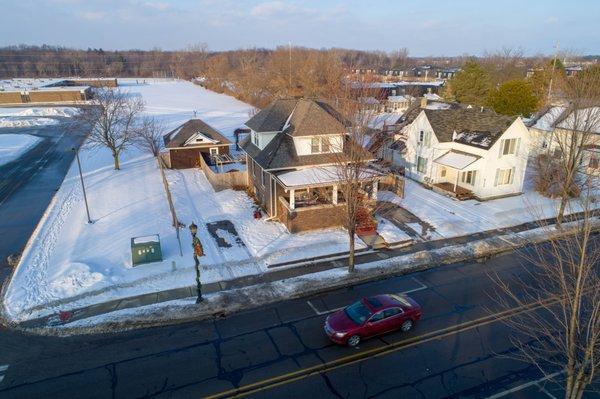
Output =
[
  {"x1": 275, "y1": 165, "x2": 380, "y2": 189},
  {"x1": 434, "y1": 150, "x2": 481, "y2": 170}
]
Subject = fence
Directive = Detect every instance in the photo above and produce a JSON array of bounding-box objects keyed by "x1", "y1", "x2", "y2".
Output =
[{"x1": 198, "y1": 154, "x2": 247, "y2": 192}]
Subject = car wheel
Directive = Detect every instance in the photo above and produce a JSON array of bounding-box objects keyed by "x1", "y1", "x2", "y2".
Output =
[
  {"x1": 401, "y1": 320, "x2": 413, "y2": 332},
  {"x1": 347, "y1": 335, "x2": 361, "y2": 347}
]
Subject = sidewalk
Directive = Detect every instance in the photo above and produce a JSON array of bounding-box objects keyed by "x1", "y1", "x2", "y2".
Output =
[{"x1": 8, "y1": 210, "x2": 594, "y2": 331}]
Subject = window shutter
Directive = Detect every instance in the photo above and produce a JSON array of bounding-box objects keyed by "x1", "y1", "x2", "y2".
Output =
[
  {"x1": 515, "y1": 138, "x2": 521, "y2": 156},
  {"x1": 498, "y1": 140, "x2": 503, "y2": 158},
  {"x1": 494, "y1": 169, "x2": 500, "y2": 187},
  {"x1": 510, "y1": 167, "x2": 516, "y2": 184},
  {"x1": 426, "y1": 131, "x2": 431, "y2": 147}
]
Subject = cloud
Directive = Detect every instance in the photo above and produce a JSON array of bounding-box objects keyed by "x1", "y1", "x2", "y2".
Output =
[{"x1": 78, "y1": 11, "x2": 106, "y2": 20}]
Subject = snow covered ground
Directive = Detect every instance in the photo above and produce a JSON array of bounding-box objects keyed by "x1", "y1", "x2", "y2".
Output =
[
  {"x1": 0, "y1": 134, "x2": 43, "y2": 166},
  {"x1": 0, "y1": 106, "x2": 80, "y2": 128},
  {"x1": 379, "y1": 173, "x2": 592, "y2": 239},
  {"x1": 3, "y1": 80, "x2": 362, "y2": 322}
]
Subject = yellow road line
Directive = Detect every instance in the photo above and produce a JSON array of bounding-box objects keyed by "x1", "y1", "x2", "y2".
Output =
[{"x1": 205, "y1": 297, "x2": 555, "y2": 399}]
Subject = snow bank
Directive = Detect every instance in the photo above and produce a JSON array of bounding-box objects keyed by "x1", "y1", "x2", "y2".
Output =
[
  {"x1": 0, "y1": 133, "x2": 43, "y2": 166},
  {"x1": 0, "y1": 107, "x2": 80, "y2": 118},
  {"x1": 376, "y1": 216, "x2": 412, "y2": 243},
  {"x1": 0, "y1": 117, "x2": 59, "y2": 128}
]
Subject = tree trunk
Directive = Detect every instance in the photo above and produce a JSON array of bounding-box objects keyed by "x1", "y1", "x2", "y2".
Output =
[
  {"x1": 112, "y1": 150, "x2": 121, "y2": 170},
  {"x1": 348, "y1": 227, "x2": 355, "y2": 273},
  {"x1": 556, "y1": 194, "x2": 568, "y2": 227}
]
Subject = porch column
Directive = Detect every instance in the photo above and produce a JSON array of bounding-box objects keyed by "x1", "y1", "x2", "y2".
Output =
[
  {"x1": 332, "y1": 185, "x2": 338, "y2": 204},
  {"x1": 454, "y1": 170, "x2": 459, "y2": 192},
  {"x1": 289, "y1": 189, "x2": 295, "y2": 210},
  {"x1": 371, "y1": 180, "x2": 378, "y2": 200}
]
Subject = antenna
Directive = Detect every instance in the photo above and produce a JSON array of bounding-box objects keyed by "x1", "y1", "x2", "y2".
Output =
[
  {"x1": 547, "y1": 42, "x2": 559, "y2": 104},
  {"x1": 288, "y1": 41, "x2": 292, "y2": 91}
]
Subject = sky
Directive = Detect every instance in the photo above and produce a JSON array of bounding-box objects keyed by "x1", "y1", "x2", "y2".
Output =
[{"x1": 1, "y1": 0, "x2": 599, "y2": 56}]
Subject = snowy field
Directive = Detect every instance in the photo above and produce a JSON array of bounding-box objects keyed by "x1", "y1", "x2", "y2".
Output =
[
  {"x1": 3, "y1": 80, "x2": 362, "y2": 321},
  {"x1": 0, "y1": 134, "x2": 43, "y2": 166},
  {"x1": 379, "y1": 174, "x2": 592, "y2": 239}
]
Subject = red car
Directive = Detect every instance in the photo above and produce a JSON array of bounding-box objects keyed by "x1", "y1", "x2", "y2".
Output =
[{"x1": 324, "y1": 294, "x2": 422, "y2": 346}]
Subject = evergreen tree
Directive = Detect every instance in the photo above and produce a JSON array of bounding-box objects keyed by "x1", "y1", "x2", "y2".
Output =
[
  {"x1": 445, "y1": 59, "x2": 491, "y2": 106},
  {"x1": 486, "y1": 79, "x2": 539, "y2": 116}
]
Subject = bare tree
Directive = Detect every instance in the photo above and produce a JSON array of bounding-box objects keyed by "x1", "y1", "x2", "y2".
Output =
[
  {"x1": 134, "y1": 116, "x2": 165, "y2": 157},
  {"x1": 78, "y1": 88, "x2": 145, "y2": 170},
  {"x1": 325, "y1": 80, "x2": 380, "y2": 272},
  {"x1": 492, "y1": 180, "x2": 600, "y2": 399},
  {"x1": 550, "y1": 70, "x2": 600, "y2": 226}
]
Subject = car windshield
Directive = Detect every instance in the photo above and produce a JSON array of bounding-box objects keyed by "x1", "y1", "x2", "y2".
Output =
[{"x1": 344, "y1": 301, "x2": 372, "y2": 325}]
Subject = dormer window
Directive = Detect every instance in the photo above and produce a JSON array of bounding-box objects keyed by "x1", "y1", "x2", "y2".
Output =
[{"x1": 310, "y1": 136, "x2": 333, "y2": 154}]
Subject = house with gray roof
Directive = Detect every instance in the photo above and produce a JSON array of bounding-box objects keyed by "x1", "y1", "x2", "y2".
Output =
[
  {"x1": 164, "y1": 119, "x2": 232, "y2": 169},
  {"x1": 242, "y1": 98, "x2": 378, "y2": 232},
  {"x1": 391, "y1": 105, "x2": 531, "y2": 200}
]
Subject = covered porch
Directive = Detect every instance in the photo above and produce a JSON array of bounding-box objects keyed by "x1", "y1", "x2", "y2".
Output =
[
  {"x1": 274, "y1": 166, "x2": 380, "y2": 232},
  {"x1": 432, "y1": 150, "x2": 481, "y2": 200}
]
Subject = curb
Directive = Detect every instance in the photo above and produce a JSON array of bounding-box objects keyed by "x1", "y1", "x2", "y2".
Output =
[{"x1": 18, "y1": 217, "x2": 600, "y2": 336}]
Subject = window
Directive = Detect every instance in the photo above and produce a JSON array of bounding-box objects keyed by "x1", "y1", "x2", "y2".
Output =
[
  {"x1": 590, "y1": 155, "x2": 599, "y2": 169},
  {"x1": 251, "y1": 131, "x2": 258, "y2": 146},
  {"x1": 501, "y1": 138, "x2": 518, "y2": 156},
  {"x1": 418, "y1": 130, "x2": 424, "y2": 143},
  {"x1": 461, "y1": 170, "x2": 477, "y2": 185},
  {"x1": 383, "y1": 308, "x2": 402, "y2": 318},
  {"x1": 440, "y1": 167, "x2": 446, "y2": 178},
  {"x1": 209, "y1": 147, "x2": 218, "y2": 156},
  {"x1": 495, "y1": 168, "x2": 514, "y2": 186},
  {"x1": 417, "y1": 156, "x2": 428, "y2": 174},
  {"x1": 369, "y1": 311, "x2": 385, "y2": 323},
  {"x1": 261, "y1": 170, "x2": 268, "y2": 187},
  {"x1": 344, "y1": 301, "x2": 371, "y2": 324},
  {"x1": 322, "y1": 137, "x2": 331, "y2": 153},
  {"x1": 418, "y1": 130, "x2": 430, "y2": 147},
  {"x1": 311, "y1": 137, "x2": 320, "y2": 153}
]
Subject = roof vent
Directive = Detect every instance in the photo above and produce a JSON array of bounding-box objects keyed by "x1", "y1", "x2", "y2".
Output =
[
  {"x1": 452, "y1": 130, "x2": 457, "y2": 141},
  {"x1": 480, "y1": 106, "x2": 484, "y2": 113}
]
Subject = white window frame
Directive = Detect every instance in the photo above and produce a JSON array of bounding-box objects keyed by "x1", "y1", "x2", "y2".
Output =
[
  {"x1": 501, "y1": 138, "x2": 518, "y2": 156},
  {"x1": 209, "y1": 147, "x2": 218, "y2": 156},
  {"x1": 311, "y1": 137, "x2": 321, "y2": 154},
  {"x1": 495, "y1": 168, "x2": 514, "y2": 186},
  {"x1": 461, "y1": 170, "x2": 476, "y2": 186},
  {"x1": 416, "y1": 156, "x2": 428, "y2": 174}
]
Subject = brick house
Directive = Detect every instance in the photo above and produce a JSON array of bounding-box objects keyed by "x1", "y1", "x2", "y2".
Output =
[
  {"x1": 164, "y1": 119, "x2": 232, "y2": 169},
  {"x1": 242, "y1": 98, "x2": 379, "y2": 233}
]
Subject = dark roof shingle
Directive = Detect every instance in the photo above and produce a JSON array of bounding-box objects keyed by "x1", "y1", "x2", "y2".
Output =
[
  {"x1": 424, "y1": 108, "x2": 516, "y2": 149},
  {"x1": 164, "y1": 119, "x2": 231, "y2": 148}
]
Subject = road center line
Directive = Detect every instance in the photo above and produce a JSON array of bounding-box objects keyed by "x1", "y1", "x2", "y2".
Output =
[{"x1": 208, "y1": 297, "x2": 556, "y2": 399}]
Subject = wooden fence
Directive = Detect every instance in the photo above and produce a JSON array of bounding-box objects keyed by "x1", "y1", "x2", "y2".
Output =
[{"x1": 198, "y1": 155, "x2": 247, "y2": 192}]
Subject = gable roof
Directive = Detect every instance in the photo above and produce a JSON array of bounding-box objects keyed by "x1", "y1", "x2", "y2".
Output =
[
  {"x1": 245, "y1": 99, "x2": 297, "y2": 132},
  {"x1": 245, "y1": 98, "x2": 348, "y2": 137},
  {"x1": 164, "y1": 119, "x2": 231, "y2": 148},
  {"x1": 423, "y1": 108, "x2": 517, "y2": 149}
]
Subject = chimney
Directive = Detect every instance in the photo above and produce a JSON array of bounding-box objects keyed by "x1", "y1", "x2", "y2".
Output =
[{"x1": 420, "y1": 96, "x2": 428, "y2": 109}]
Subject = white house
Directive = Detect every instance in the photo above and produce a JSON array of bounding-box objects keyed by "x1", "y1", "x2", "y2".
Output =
[{"x1": 393, "y1": 107, "x2": 531, "y2": 200}]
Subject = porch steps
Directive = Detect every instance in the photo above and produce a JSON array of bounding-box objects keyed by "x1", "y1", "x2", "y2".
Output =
[{"x1": 358, "y1": 232, "x2": 388, "y2": 250}]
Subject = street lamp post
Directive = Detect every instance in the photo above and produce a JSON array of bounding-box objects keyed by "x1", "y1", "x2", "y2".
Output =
[
  {"x1": 189, "y1": 222, "x2": 203, "y2": 303},
  {"x1": 72, "y1": 147, "x2": 92, "y2": 224}
]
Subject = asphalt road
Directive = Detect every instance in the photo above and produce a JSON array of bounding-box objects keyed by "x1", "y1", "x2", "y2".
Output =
[
  {"x1": 0, "y1": 246, "x2": 597, "y2": 399},
  {"x1": 0, "y1": 118, "x2": 87, "y2": 282}
]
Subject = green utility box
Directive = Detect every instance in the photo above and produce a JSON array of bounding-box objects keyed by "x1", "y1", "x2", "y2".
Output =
[{"x1": 131, "y1": 234, "x2": 163, "y2": 266}]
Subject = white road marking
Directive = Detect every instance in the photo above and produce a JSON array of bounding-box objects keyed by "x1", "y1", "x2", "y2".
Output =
[
  {"x1": 485, "y1": 370, "x2": 563, "y2": 399},
  {"x1": 0, "y1": 364, "x2": 9, "y2": 383},
  {"x1": 307, "y1": 276, "x2": 429, "y2": 316}
]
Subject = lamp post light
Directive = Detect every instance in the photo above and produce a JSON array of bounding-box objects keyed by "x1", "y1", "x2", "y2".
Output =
[
  {"x1": 72, "y1": 147, "x2": 92, "y2": 224},
  {"x1": 189, "y1": 221, "x2": 203, "y2": 303}
]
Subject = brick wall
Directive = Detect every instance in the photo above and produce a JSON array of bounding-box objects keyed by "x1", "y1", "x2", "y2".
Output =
[{"x1": 277, "y1": 198, "x2": 347, "y2": 233}]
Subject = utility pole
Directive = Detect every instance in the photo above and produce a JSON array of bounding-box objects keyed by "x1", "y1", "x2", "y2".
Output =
[
  {"x1": 73, "y1": 147, "x2": 92, "y2": 224},
  {"x1": 288, "y1": 41, "x2": 292, "y2": 92}
]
